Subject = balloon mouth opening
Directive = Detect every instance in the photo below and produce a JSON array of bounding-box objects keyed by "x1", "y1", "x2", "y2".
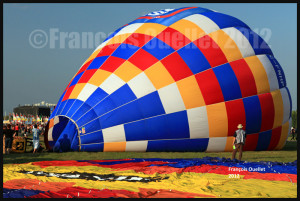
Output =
[{"x1": 44, "y1": 116, "x2": 80, "y2": 152}]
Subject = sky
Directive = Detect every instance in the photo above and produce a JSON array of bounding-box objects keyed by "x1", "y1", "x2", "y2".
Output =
[{"x1": 3, "y1": 3, "x2": 297, "y2": 115}]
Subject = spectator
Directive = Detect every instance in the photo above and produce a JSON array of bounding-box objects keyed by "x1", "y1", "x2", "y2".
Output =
[
  {"x1": 25, "y1": 125, "x2": 31, "y2": 137},
  {"x1": 20, "y1": 124, "x2": 26, "y2": 137},
  {"x1": 290, "y1": 127, "x2": 296, "y2": 141},
  {"x1": 3, "y1": 125, "x2": 7, "y2": 154},
  {"x1": 32, "y1": 124, "x2": 41, "y2": 154},
  {"x1": 11, "y1": 124, "x2": 15, "y2": 132},
  {"x1": 58, "y1": 134, "x2": 71, "y2": 152},
  {"x1": 15, "y1": 124, "x2": 19, "y2": 136},
  {"x1": 38, "y1": 124, "x2": 45, "y2": 135},
  {"x1": 4, "y1": 124, "x2": 16, "y2": 154},
  {"x1": 40, "y1": 124, "x2": 46, "y2": 135}
]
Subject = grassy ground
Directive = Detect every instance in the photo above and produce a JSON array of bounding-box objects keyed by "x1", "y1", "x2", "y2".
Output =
[{"x1": 3, "y1": 135, "x2": 297, "y2": 164}]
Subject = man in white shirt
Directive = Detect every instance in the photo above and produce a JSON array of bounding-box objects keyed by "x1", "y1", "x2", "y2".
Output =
[{"x1": 232, "y1": 124, "x2": 246, "y2": 161}]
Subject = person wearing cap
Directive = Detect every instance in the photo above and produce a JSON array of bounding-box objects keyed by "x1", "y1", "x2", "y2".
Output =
[
  {"x1": 290, "y1": 127, "x2": 296, "y2": 141},
  {"x1": 232, "y1": 124, "x2": 246, "y2": 161},
  {"x1": 32, "y1": 124, "x2": 41, "y2": 154}
]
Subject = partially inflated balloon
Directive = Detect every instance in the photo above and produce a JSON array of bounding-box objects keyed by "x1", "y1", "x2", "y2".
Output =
[{"x1": 45, "y1": 7, "x2": 292, "y2": 152}]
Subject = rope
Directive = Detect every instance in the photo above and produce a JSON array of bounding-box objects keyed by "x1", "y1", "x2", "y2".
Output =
[{"x1": 286, "y1": 175, "x2": 294, "y2": 184}]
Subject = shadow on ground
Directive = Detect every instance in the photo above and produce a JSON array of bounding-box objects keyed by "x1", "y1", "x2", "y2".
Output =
[{"x1": 282, "y1": 140, "x2": 297, "y2": 151}]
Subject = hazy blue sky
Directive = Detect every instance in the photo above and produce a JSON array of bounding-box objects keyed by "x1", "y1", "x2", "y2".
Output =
[{"x1": 3, "y1": 3, "x2": 297, "y2": 115}]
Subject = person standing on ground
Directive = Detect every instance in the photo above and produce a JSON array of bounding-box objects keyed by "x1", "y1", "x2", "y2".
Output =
[
  {"x1": 40, "y1": 124, "x2": 45, "y2": 135},
  {"x1": 232, "y1": 124, "x2": 247, "y2": 161},
  {"x1": 3, "y1": 125, "x2": 7, "y2": 154},
  {"x1": 26, "y1": 125, "x2": 31, "y2": 137},
  {"x1": 32, "y1": 124, "x2": 41, "y2": 153},
  {"x1": 15, "y1": 124, "x2": 19, "y2": 136},
  {"x1": 290, "y1": 127, "x2": 296, "y2": 141},
  {"x1": 4, "y1": 124, "x2": 16, "y2": 154},
  {"x1": 11, "y1": 124, "x2": 15, "y2": 133},
  {"x1": 20, "y1": 124, "x2": 26, "y2": 137}
]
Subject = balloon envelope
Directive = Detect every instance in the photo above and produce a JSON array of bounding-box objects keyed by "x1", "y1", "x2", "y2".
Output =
[{"x1": 45, "y1": 7, "x2": 292, "y2": 152}]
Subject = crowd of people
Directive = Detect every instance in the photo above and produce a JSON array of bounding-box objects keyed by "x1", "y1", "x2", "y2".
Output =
[
  {"x1": 3, "y1": 123, "x2": 46, "y2": 154},
  {"x1": 2, "y1": 122, "x2": 298, "y2": 159}
]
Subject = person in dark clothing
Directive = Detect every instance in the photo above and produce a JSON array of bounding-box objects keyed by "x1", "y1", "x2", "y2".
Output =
[
  {"x1": 290, "y1": 127, "x2": 296, "y2": 141},
  {"x1": 3, "y1": 125, "x2": 7, "y2": 154},
  {"x1": 15, "y1": 124, "x2": 19, "y2": 136},
  {"x1": 4, "y1": 124, "x2": 16, "y2": 154},
  {"x1": 11, "y1": 124, "x2": 15, "y2": 133},
  {"x1": 58, "y1": 134, "x2": 71, "y2": 152},
  {"x1": 20, "y1": 124, "x2": 26, "y2": 137},
  {"x1": 25, "y1": 125, "x2": 31, "y2": 137},
  {"x1": 232, "y1": 124, "x2": 246, "y2": 161}
]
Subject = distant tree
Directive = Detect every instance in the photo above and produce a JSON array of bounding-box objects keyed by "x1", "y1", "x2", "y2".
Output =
[{"x1": 291, "y1": 110, "x2": 297, "y2": 129}]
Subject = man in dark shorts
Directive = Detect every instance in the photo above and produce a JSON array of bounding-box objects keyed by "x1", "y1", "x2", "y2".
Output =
[
  {"x1": 4, "y1": 124, "x2": 16, "y2": 154},
  {"x1": 290, "y1": 127, "x2": 296, "y2": 141},
  {"x1": 232, "y1": 124, "x2": 246, "y2": 161}
]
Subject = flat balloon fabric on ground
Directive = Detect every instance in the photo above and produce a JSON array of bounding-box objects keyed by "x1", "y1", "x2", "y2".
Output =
[{"x1": 3, "y1": 157, "x2": 297, "y2": 198}]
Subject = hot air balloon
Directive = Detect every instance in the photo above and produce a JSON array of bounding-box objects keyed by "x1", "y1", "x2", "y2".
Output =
[{"x1": 44, "y1": 7, "x2": 292, "y2": 152}]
